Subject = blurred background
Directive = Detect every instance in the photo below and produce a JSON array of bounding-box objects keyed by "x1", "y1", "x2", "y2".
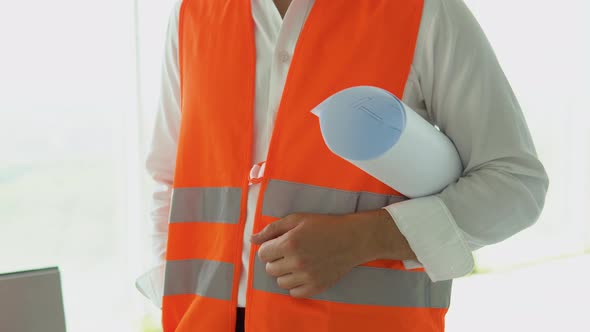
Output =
[{"x1": 0, "y1": 0, "x2": 588, "y2": 331}]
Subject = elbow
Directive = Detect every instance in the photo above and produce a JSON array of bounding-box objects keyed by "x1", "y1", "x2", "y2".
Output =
[
  {"x1": 498, "y1": 165, "x2": 549, "y2": 239},
  {"x1": 523, "y1": 162, "x2": 550, "y2": 230},
  {"x1": 451, "y1": 159, "x2": 550, "y2": 246},
  {"x1": 493, "y1": 155, "x2": 550, "y2": 234},
  {"x1": 493, "y1": 168, "x2": 549, "y2": 246}
]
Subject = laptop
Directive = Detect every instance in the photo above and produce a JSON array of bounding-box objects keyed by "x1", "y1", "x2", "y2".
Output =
[{"x1": 0, "y1": 267, "x2": 67, "y2": 332}]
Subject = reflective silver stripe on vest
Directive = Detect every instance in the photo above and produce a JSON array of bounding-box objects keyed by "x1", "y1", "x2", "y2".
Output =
[
  {"x1": 170, "y1": 187, "x2": 242, "y2": 224},
  {"x1": 262, "y1": 180, "x2": 406, "y2": 218},
  {"x1": 253, "y1": 256, "x2": 451, "y2": 308},
  {"x1": 164, "y1": 259, "x2": 234, "y2": 301}
]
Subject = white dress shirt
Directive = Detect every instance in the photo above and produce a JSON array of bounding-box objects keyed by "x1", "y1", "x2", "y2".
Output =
[{"x1": 145, "y1": 0, "x2": 549, "y2": 307}]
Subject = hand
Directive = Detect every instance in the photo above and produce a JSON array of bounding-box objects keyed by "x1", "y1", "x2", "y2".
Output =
[{"x1": 250, "y1": 213, "x2": 378, "y2": 299}]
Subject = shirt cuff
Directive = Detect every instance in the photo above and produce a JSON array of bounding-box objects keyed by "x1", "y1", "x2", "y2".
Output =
[
  {"x1": 135, "y1": 263, "x2": 165, "y2": 309},
  {"x1": 384, "y1": 196, "x2": 475, "y2": 282}
]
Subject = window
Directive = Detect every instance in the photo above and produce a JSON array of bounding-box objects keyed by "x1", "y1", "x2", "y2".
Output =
[
  {"x1": 463, "y1": 0, "x2": 590, "y2": 270},
  {"x1": 0, "y1": 0, "x2": 143, "y2": 330}
]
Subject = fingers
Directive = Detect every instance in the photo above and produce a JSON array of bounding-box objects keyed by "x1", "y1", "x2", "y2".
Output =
[
  {"x1": 257, "y1": 238, "x2": 284, "y2": 263},
  {"x1": 270, "y1": 266, "x2": 324, "y2": 298},
  {"x1": 266, "y1": 256, "x2": 302, "y2": 277},
  {"x1": 250, "y1": 214, "x2": 302, "y2": 244},
  {"x1": 288, "y1": 284, "x2": 318, "y2": 298},
  {"x1": 265, "y1": 259, "x2": 287, "y2": 277},
  {"x1": 276, "y1": 273, "x2": 306, "y2": 290}
]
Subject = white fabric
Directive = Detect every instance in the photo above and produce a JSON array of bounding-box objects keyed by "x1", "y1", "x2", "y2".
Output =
[{"x1": 144, "y1": 0, "x2": 548, "y2": 307}]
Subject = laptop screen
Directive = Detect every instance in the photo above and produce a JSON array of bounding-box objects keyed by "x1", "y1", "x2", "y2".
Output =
[{"x1": 0, "y1": 267, "x2": 67, "y2": 332}]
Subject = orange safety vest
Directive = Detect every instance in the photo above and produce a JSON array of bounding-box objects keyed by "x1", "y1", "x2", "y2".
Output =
[{"x1": 163, "y1": 0, "x2": 451, "y2": 331}]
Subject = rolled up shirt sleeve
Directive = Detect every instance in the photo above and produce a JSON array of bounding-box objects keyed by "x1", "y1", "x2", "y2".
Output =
[{"x1": 385, "y1": 0, "x2": 549, "y2": 282}]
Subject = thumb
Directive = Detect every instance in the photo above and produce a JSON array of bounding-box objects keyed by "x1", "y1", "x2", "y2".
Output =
[{"x1": 250, "y1": 214, "x2": 301, "y2": 244}]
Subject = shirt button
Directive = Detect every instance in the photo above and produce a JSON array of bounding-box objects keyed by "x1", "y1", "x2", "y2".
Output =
[{"x1": 278, "y1": 51, "x2": 291, "y2": 63}]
